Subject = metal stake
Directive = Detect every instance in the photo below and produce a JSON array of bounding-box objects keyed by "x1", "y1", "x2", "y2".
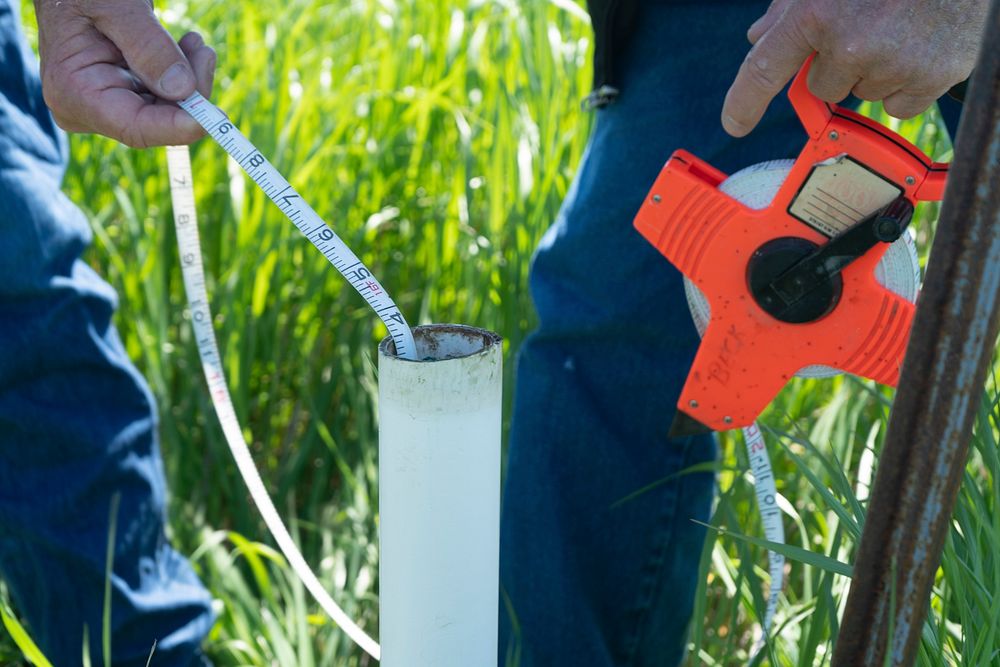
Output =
[{"x1": 832, "y1": 3, "x2": 1000, "y2": 665}]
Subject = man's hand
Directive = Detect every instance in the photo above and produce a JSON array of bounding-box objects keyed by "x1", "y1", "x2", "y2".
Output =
[
  {"x1": 34, "y1": 0, "x2": 216, "y2": 148},
  {"x1": 721, "y1": 0, "x2": 988, "y2": 137}
]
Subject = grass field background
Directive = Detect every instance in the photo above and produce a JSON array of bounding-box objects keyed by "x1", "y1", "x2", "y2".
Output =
[{"x1": 3, "y1": 0, "x2": 997, "y2": 665}]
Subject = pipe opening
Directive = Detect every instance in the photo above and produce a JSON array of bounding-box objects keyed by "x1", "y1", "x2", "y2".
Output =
[{"x1": 380, "y1": 324, "x2": 501, "y2": 362}]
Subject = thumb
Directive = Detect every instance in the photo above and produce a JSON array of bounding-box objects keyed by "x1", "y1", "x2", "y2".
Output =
[{"x1": 92, "y1": 2, "x2": 195, "y2": 100}]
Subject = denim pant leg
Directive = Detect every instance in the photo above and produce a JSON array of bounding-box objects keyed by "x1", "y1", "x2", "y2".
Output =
[
  {"x1": 0, "y1": 4, "x2": 214, "y2": 665},
  {"x1": 499, "y1": 2, "x2": 811, "y2": 666}
]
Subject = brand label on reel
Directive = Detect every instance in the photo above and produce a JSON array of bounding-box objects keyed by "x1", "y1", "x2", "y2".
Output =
[{"x1": 789, "y1": 155, "x2": 902, "y2": 237}]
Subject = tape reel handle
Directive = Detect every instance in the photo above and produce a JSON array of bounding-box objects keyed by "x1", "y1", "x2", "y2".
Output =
[
  {"x1": 787, "y1": 54, "x2": 834, "y2": 139},
  {"x1": 787, "y1": 54, "x2": 950, "y2": 201}
]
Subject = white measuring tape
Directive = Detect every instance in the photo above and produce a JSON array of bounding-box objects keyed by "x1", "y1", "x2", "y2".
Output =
[
  {"x1": 165, "y1": 91, "x2": 421, "y2": 660},
  {"x1": 177, "y1": 92, "x2": 416, "y2": 362},
  {"x1": 742, "y1": 421, "x2": 783, "y2": 655}
]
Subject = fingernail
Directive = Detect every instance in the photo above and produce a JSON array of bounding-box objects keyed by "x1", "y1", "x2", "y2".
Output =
[
  {"x1": 160, "y1": 63, "x2": 194, "y2": 97},
  {"x1": 723, "y1": 114, "x2": 749, "y2": 137}
]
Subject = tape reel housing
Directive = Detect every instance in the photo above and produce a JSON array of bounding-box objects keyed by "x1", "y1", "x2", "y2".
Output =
[{"x1": 682, "y1": 159, "x2": 920, "y2": 379}]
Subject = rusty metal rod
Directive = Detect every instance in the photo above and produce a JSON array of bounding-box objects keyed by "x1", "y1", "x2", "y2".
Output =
[{"x1": 831, "y1": 4, "x2": 1000, "y2": 666}]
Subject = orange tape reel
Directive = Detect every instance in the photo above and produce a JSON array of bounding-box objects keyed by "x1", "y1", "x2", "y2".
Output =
[{"x1": 634, "y1": 57, "x2": 948, "y2": 435}]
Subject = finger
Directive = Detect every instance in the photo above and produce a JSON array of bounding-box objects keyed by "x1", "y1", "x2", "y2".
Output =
[
  {"x1": 806, "y1": 52, "x2": 862, "y2": 104},
  {"x1": 882, "y1": 90, "x2": 940, "y2": 120},
  {"x1": 178, "y1": 30, "x2": 203, "y2": 51},
  {"x1": 179, "y1": 32, "x2": 216, "y2": 99},
  {"x1": 46, "y1": 62, "x2": 147, "y2": 134},
  {"x1": 90, "y1": 2, "x2": 196, "y2": 100},
  {"x1": 88, "y1": 87, "x2": 205, "y2": 147},
  {"x1": 136, "y1": 100, "x2": 207, "y2": 146},
  {"x1": 722, "y1": 11, "x2": 815, "y2": 137},
  {"x1": 747, "y1": 0, "x2": 792, "y2": 45},
  {"x1": 61, "y1": 61, "x2": 147, "y2": 97},
  {"x1": 192, "y1": 45, "x2": 217, "y2": 98},
  {"x1": 851, "y1": 77, "x2": 901, "y2": 102}
]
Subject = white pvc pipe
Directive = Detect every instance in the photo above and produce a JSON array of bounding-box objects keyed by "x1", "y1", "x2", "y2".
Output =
[{"x1": 378, "y1": 324, "x2": 502, "y2": 666}]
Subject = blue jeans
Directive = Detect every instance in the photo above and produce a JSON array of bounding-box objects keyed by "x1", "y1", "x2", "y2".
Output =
[
  {"x1": 0, "y1": 1, "x2": 214, "y2": 665},
  {"x1": 498, "y1": 1, "x2": 962, "y2": 666}
]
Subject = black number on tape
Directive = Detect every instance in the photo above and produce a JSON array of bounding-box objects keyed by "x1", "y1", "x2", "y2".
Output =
[{"x1": 347, "y1": 267, "x2": 372, "y2": 282}]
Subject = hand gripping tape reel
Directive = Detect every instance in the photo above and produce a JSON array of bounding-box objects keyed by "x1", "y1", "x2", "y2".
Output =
[{"x1": 634, "y1": 56, "x2": 949, "y2": 436}]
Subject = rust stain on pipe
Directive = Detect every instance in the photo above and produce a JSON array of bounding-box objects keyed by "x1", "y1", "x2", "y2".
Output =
[{"x1": 831, "y1": 3, "x2": 1000, "y2": 666}]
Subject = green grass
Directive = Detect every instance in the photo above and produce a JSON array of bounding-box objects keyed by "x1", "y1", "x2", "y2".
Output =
[{"x1": 2, "y1": 0, "x2": 994, "y2": 665}]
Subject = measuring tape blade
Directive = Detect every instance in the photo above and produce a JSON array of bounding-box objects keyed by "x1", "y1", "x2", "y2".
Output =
[
  {"x1": 166, "y1": 145, "x2": 381, "y2": 660},
  {"x1": 178, "y1": 91, "x2": 416, "y2": 361},
  {"x1": 743, "y1": 422, "x2": 784, "y2": 656}
]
